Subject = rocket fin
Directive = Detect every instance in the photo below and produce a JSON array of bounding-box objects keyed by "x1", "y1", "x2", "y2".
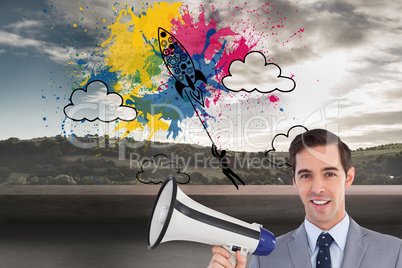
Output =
[
  {"x1": 175, "y1": 80, "x2": 186, "y2": 98},
  {"x1": 195, "y1": 70, "x2": 207, "y2": 83},
  {"x1": 190, "y1": 87, "x2": 205, "y2": 107}
]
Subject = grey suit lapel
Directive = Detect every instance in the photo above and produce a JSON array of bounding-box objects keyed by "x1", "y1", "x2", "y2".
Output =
[
  {"x1": 288, "y1": 223, "x2": 312, "y2": 268},
  {"x1": 341, "y1": 217, "x2": 369, "y2": 268}
]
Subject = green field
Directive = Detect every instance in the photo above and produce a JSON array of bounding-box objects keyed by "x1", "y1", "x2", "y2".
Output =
[
  {"x1": 0, "y1": 137, "x2": 400, "y2": 185},
  {"x1": 352, "y1": 144, "x2": 402, "y2": 162}
]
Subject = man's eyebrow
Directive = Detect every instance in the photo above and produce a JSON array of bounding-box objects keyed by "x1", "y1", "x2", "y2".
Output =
[
  {"x1": 321, "y1": 167, "x2": 339, "y2": 172},
  {"x1": 297, "y1": 169, "x2": 311, "y2": 175}
]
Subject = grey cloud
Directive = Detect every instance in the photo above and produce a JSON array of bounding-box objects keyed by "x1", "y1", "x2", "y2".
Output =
[
  {"x1": 10, "y1": 1, "x2": 109, "y2": 49},
  {"x1": 343, "y1": 129, "x2": 401, "y2": 149},
  {"x1": 269, "y1": 47, "x2": 319, "y2": 66},
  {"x1": 267, "y1": 0, "x2": 393, "y2": 66},
  {"x1": 207, "y1": 0, "x2": 374, "y2": 66},
  {"x1": 304, "y1": 3, "x2": 370, "y2": 48},
  {"x1": 0, "y1": 30, "x2": 42, "y2": 48},
  {"x1": 4, "y1": 19, "x2": 42, "y2": 31},
  {"x1": 383, "y1": 87, "x2": 402, "y2": 100},
  {"x1": 0, "y1": 29, "x2": 101, "y2": 64},
  {"x1": 0, "y1": 4, "x2": 104, "y2": 64},
  {"x1": 340, "y1": 111, "x2": 402, "y2": 129}
]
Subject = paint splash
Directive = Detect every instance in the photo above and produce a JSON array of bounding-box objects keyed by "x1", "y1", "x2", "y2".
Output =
[
  {"x1": 61, "y1": 2, "x2": 304, "y2": 142},
  {"x1": 269, "y1": 95, "x2": 279, "y2": 102}
]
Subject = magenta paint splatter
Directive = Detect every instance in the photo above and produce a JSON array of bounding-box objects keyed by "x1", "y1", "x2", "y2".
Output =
[
  {"x1": 57, "y1": 2, "x2": 304, "y2": 141},
  {"x1": 269, "y1": 95, "x2": 279, "y2": 102}
]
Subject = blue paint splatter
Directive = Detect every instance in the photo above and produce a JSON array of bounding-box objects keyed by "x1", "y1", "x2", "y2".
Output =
[{"x1": 85, "y1": 67, "x2": 119, "y2": 92}]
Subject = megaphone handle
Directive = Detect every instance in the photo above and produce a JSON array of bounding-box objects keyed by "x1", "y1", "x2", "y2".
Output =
[{"x1": 224, "y1": 243, "x2": 248, "y2": 267}]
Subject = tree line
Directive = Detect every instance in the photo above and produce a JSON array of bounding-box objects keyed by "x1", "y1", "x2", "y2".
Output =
[{"x1": 0, "y1": 136, "x2": 400, "y2": 185}]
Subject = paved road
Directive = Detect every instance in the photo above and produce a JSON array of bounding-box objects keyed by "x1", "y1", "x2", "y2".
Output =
[
  {"x1": 0, "y1": 223, "x2": 400, "y2": 267},
  {"x1": 0, "y1": 185, "x2": 401, "y2": 267}
]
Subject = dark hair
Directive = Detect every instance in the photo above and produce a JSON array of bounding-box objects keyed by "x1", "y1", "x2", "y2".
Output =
[{"x1": 289, "y1": 129, "x2": 351, "y2": 175}]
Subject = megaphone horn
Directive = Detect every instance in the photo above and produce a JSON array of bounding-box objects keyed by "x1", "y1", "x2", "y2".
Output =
[{"x1": 147, "y1": 176, "x2": 276, "y2": 265}]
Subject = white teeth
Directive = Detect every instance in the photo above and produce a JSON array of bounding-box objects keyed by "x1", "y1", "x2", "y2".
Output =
[{"x1": 313, "y1": 200, "x2": 328, "y2": 205}]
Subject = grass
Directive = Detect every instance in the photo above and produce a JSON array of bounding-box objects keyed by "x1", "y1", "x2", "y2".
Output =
[
  {"x1": 8, "y1": 172, "x2": 31, "y2": 180},
  {"x1": 352, "y1": 144, "x2": 402, "y2": 162},
  {"x1": 0, "y1": 172, "x2": 31, "y2": 184}
]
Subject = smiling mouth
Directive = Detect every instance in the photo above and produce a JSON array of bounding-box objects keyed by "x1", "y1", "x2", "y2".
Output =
[{"x1": 312, "y1": 200, "x2": 330, "y2": 205}]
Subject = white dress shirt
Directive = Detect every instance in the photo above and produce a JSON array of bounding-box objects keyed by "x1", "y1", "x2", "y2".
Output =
[{"x1": 304, "y1": 214, "x2": 350, "y2": 268}]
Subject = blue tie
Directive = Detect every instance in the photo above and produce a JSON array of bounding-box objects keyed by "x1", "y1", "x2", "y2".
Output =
[{"x1": 316, "y1": 232, "x2": 334, "y2": 268}]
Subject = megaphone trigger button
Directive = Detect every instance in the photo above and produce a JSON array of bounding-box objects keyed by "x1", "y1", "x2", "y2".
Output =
[{"x1": 231, "y1": 245, "x2": 241, "y2": 252}]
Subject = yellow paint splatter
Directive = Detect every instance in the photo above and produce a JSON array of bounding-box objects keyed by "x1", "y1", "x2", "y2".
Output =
[
  {"x1": 80, "y1": 7, "x2": 83, "y2": 11},
  {"x1": 76, "y1": 3, "x2": 186, "y2": 141},
  {"x1": 79, "y1": 77, "x2": 90, "y2": 87},
  {"x1": 101, "y1": 2, "x2": 183, "y2": 95},
  {"x1": 114, "y1": 112, "x2": 169, "y2": 140},
  {"x1": 115, "y1": 119, "x2": 144, "y2": 139},
  {"x1": 73, "y1": 24, "x2": 77, "y2": 27}
]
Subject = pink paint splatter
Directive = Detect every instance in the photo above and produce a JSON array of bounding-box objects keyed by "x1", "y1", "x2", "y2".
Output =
[
  {"x1": 211, "y1": 88, "x2": 223, "y2": 105},
  {"x1": 269, "y1": 95, "x2": 279, "y2": 102},
  {"x1": 171, "y1": 7, "x2": 237, "y2": 62},
  {"x1": 216, "y1": 36, "x2": 259, "y2": 82},
  {"x1": 205, "y1": 98, "x2": 210, "y2": 108}
]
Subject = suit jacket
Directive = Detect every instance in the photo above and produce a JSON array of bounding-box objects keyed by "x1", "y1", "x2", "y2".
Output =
[{"x1": 250, "y1": 217, "x2": 402, "y2": 268}]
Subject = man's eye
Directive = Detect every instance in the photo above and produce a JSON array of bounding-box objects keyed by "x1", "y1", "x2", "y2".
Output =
[
  {"x1": 326, "y1": 172, "x2": 336, "y2": 177},
  {"x1": 300, "y1": 174, "x2": 311, "y2": 179}
]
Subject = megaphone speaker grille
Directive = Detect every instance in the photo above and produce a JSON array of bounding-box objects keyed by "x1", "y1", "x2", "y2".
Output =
[{"x1": 147, "y1": 175, "x2": 177, "y2": 249}]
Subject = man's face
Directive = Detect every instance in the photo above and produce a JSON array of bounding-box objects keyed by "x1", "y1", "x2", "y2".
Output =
[{"x1": 293, "y1": 144, "x2": 355, "y2": 230}]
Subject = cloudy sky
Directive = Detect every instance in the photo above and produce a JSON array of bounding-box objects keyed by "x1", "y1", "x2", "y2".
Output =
[{"x1": 0, "y1": 0, "x2": 401, "y2": 151}]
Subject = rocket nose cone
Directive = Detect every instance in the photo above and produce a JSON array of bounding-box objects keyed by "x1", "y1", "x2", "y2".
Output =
[{"x1": 158, "y1": 27, "x2": 166, "y2": 37}]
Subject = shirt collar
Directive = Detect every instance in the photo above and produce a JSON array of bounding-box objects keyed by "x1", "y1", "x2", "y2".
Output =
[{"x1": 304, "y1": 213, "x2": 350, "y2": 254}]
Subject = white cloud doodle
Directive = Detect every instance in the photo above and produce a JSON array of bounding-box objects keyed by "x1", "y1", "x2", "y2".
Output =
[
  {"x1": 63, "y1": 80, "x2": 137, "y2": 122},
  {"x1": 222, "y1": 51, "x2": 296, "y2": 93},
  {"x1": 136, "y1": 154, "x2": 190, "y2": 184},
  {"x1": 265, "y1": 125, "x2": 308, "y2": 167}
]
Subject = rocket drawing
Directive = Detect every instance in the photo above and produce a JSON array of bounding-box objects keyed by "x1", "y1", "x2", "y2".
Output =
[
  {"x1": 158, "y1": 27, "x2": 207, "y2": 107},
  {"x1": 157, "y1": 27, "x2": 245, "y2": 190}
]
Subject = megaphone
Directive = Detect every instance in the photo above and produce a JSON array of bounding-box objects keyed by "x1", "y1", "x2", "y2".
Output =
[{"x1": 147, "y1": 176, "x2": 276, "y2": 266}]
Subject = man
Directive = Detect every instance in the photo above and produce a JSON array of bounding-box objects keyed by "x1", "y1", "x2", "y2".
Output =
[{"x1": 208, "y1": 129, "x2": 402, "y2": 268}]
